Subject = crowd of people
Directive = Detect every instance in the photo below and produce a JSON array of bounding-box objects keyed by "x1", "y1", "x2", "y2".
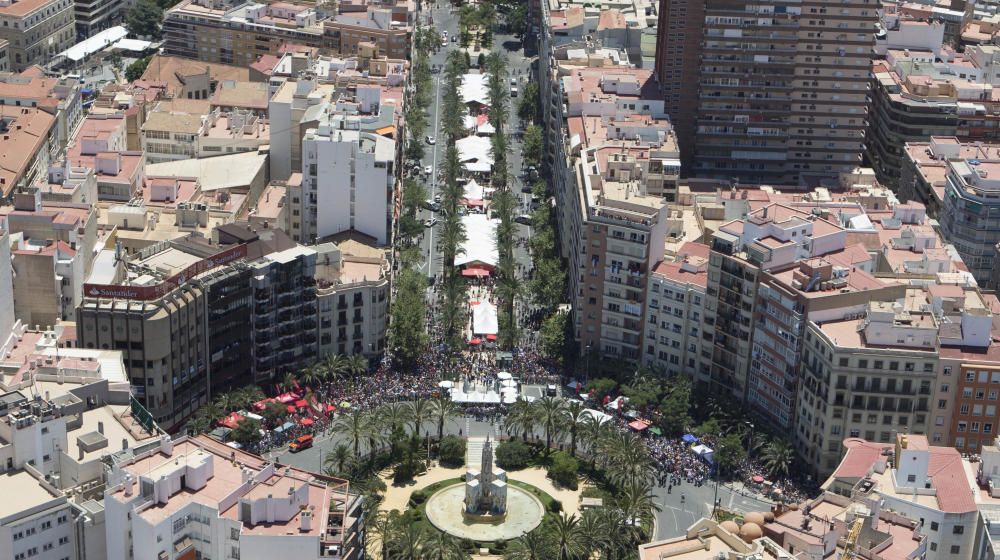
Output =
[{"x1": 647, "y1": 436, "x2": 712, "y2": 489}]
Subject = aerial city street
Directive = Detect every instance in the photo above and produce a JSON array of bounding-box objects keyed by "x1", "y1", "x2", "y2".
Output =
[{"x1": 0, "y1": 0, "x2": 998, "y2": 557}]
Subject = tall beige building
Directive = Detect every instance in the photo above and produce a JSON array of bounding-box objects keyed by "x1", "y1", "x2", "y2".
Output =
[
  {"x1": 654, "y1": 0, "x2": 874, "y2": 184},
  {"x1": 0, "y1": 0, "x2": 75, "y2": 71}
]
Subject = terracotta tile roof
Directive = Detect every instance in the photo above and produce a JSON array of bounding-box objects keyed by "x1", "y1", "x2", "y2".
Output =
[
  {"x1": 926, "y1": 447, "x2": 977, "y2": 513},
  {"x1": 0, "y1": 107, "x2": 55, "y2": 197},
  {"x1": 0, "y1": 0, "x2": 58, "y2": 17},
  {"x1": 831, "y1": 438, "x2": 891, "y2": 480},
  {"x1": 139, "y1": 55, "x2": 250, "y2": 97}
]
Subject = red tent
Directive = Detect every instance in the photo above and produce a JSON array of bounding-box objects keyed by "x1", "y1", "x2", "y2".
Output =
[
  {"x1": 286, "y1": 405, "x2": 296, "y2": 413},
  {"x1": 295, "y1": 399, "x2": 309, "y2": 408},
  {"x1": 469, "y1": 338, "x2": 482, "y2": 345},
  {"x1": 485, "y1": 334, "x2": 497, "y2": 341},
  {"x1": 300, "y1": 417, "x2": 315, "y2": 426},
  {"x1": 461, "y1": 267, "x2": 491, "y2": 278},
  {"x1": 324, "y1": 403, "x2": 336, "y2": 414},
  {"x1": 628, "y1": 419, "x2": 651, "y2": 431},
  {"x1": 276, "y1": 392, "x2": 300, "y2": 404},
  {"x1": 219, "y1": 412, "x2": 245, "y2": 429}
]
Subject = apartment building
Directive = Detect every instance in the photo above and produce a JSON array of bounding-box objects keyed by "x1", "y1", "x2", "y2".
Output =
[
  {"x1": 866, "y1": 48, "x2": 1000, "y2": 189},
  {"x1": 0, "y1": 0, "x2": 75, "y2": 71},
  {"x1": 900, "y1": 137, "x2": 1000, "y2": 288},
  {"x1": 162, "y1": 0, "x2": 327, "y2": 67},
  {"x1": 0, "y1": 106, "x2": 56, "y2": 199},
  {"x1": 140, "y1": 110, "x2": 202, "y2": 164},
  {"x1": 248, "y1": 243, "x2": 319, "y2": 383},
  {"x1": 315, "y1": 239, "x2": 388, "y2": 361},
  {"x1": 323, "y1": 8, "x2": 411, "y2": 60},
  {"x1": 77, "y1": 225, "x2": 319, "y2": 428},
  {"x1": 0, "y1": 38, "x2": 8, "y2": 72},
  {"x1": 65, "y1": 113, "x2": 145, "y2": 201},
  {"x1": 73, "y1": 0, "x2": 127, "y2": 39},
  {"x1": 104, "y1": 435, "x2": 363, "y2": 560},
  {"x1": 301, "y1": 108, "x2": 397, "y2": 245},
  {"x1": 0, "y1": 68, "x2": 84, "y2": 156},
  {"x1": 161, "y1": 0, "x2": 412, "y2": 64},
  {"x1": 650, "y1": 0, "x2": 874, "y2": 184},
  {"x1": 546, "y1": 65, "x2": 680, "y2": 345},
  {"x1": 643, "y1": 242, "x2": 708, "y2": 377},
  {"x1": 825, "y1": 434, "x2": 981, "y2": 560}
]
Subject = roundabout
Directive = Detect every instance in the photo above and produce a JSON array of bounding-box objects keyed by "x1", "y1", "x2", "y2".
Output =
[{"x1": 424, "y1": 481, "x2": 545, "y2": 541}]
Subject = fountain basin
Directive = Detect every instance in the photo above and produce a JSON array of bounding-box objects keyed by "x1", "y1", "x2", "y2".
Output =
[{"x1": 425, "y1": 482, "x2": 545, "y2": 541}]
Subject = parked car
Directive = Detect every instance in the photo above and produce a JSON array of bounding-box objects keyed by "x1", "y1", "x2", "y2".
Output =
[
  {"x1": 424, "y1": 165, "x2": 433, "y2": 175},
  {"x1": 426, "y1": 135, "x2": 436, "y2": 145}
]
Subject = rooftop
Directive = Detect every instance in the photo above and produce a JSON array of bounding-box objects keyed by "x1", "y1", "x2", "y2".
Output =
[{"x1": 0, "y1": 471, "x2": 59, "y2": 521}]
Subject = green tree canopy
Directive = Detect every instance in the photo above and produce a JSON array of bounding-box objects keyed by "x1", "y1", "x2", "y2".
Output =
[{"x1": 126, "y1": 0, "x2": 163, "y2": 39}]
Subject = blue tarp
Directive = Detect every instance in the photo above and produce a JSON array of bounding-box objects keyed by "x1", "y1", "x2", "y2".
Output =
[{"x1": 682, "y1": 433, "x2": 699, "y2": 444}]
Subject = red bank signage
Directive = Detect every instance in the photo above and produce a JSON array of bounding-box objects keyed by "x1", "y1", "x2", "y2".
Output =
[{"x1": 83, "y1": 244, "x2": 248, "y2": 301}]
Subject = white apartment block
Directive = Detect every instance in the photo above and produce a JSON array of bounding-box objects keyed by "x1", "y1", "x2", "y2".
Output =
[
  {"x1": 825, "y1": 434, "x2": 981, "y2": 560},
  {"x1": 104, "y1": 435, "x2": 363, "y2": 560},
  {"x1": 644, "y1": 242, "x2": 708, "y2": 377},
  {"x1": 301, "y1": 115, "x2": 395, "y2": 245}
]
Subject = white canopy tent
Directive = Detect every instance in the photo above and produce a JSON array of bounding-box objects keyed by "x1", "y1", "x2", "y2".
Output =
[
  {"x1": 497, "y1": 372, "x2": 513, "y2": 381},
  {"x1": 582, "y1": 408, "x2": 613, "y2": 424},
  {"x1": 463, "y1": 179, "x2": 493, "y2": 201},
  {"x1": 457, "y1": 136, "x2": 494, "y2": 173},
  {"x1": 58, "y1": 26, "x2": 128, "y2": 62},
  {"x1": 500, "y1": 379, "x2": 517, "y2": 388},
  {"x1": 691, "y1": 444, "x2": 715, "y2": 464},
  {"x1": 460, "y1": 73, "x2": 490, "y2": 106},
  {"x1": 449, "y1": 388, "x2": 502, "y2": 404},
  {"x1": 456, "y1": 214, "x2": 499, "y2": 268},
  {"x1": 472, "y1": 302, "x2": 499, "y2": 335}
]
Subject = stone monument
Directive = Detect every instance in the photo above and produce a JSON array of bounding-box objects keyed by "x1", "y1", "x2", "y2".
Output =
[{"x1": 464, "y1": 436, "x2": 508, "y2": 519}]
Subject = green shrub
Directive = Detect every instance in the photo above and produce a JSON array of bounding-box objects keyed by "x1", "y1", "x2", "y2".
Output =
[
  {"x1": 495, "y1": 440, "x2": 533, "y2": 470},
  {"x1": 438, "y1": 435, "x2": 466, "y2": 467},
  {"x1": 408, "y1": 490, "x2": 427, "y2": 508},
  {"x1": 548, "y1": 452, "x2": 579, "y2": 490},
  {"x1": 548, "y1": 499, "x2": 563, "y2": 513}
]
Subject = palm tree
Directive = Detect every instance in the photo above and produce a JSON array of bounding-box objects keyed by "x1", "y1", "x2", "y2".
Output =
[
  {"x1": 578, "y1": 412, "x2": 612, "y2": 463},
  {"x1": 324, "y1": 443, "x2": 355, "y2": 477},
  {"x1": 563, "y1": 400, "x2": 588, "y2": 457},
  {"x1": 598, "y1": 430, "x2": 655, "y2": 489},
  {"x1": 214, "y1": 392, "x2": 234, "y2": 412},
  {"x1": 345, "y1": 353, "x2": 368, "y2": 378},
  {"x1": 390, "y1": 523, "x2": 426, "y2": 560},
  {"x1": 407, "y1": 398, "x2": 432, "y2": 437},
  {"x1": 422, "y1": 531, "x2": 466, "y2": 560},
  {"x1": 615, "y1": 481, "x2": 661, "y2": 528},
  {"x1": 367, "y1": 510, "x2": 403, "y2": 560},
  {"x1": 298, "y1": 366, "x2": 320, "y2": 389},
  {"x1": 281, "y1": 372, "x2": 298, "y2": 392},
  {"x1": 577, "y1": 509, "x2": 611, "y2": 555},
  {"x1": 333, "y1": 409, "x2": 369, "y2": 457},
  {"x1": 505, "y1": 530, "x2": 550, "y2": 560},
  {"x1": 377, "y1": 402, "x2": 412, "y2": 455},
  {"x1": 236, "y1": 385, "x2": 265, "y2": 409},
  {"x1": 760, "y1": 439, "x2": 795, "y2": 478},
  {"x1": 505, "y1": 398, "x2": 537, "y2": 441},
  {"x1": 535, "y1": 396, "x2": 567, "y2": 451},
  {"x1": 430, "y1": 396, "x2": 461, "y2": 441},
  {"x1": 324, "y1": 353, "x2": 347, "y2": 384},
  {"x1": 548, "y1": 513, "x2": 585, "y2": 560}
]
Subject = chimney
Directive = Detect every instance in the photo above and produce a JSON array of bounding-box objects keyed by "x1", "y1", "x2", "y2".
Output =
[
  {"x1": 160, "y1": 436, "x2": 174, "y2": 456},
  {"x1": 122, "y1": 438, "x2": 129, "y2": 450},
  {"x1": 123, "y1": 474, "x2": 134, "y2": 497},
  {"x1": 300, "y1": 509, "x2": 313, "y2": 532},
  {"x1": 97, "y1": 421, "x2": 104, "y2": 434}
]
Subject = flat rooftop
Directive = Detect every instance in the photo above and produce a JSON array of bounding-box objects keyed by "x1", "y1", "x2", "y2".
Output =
[{"x1": 0, "y1": 470, "x2": 59, "y2": 521}]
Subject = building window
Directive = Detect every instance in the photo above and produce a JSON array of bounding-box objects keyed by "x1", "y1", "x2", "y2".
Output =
[{"x1": 951, "y1": 546, "x2": 961, "y2": 554}]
